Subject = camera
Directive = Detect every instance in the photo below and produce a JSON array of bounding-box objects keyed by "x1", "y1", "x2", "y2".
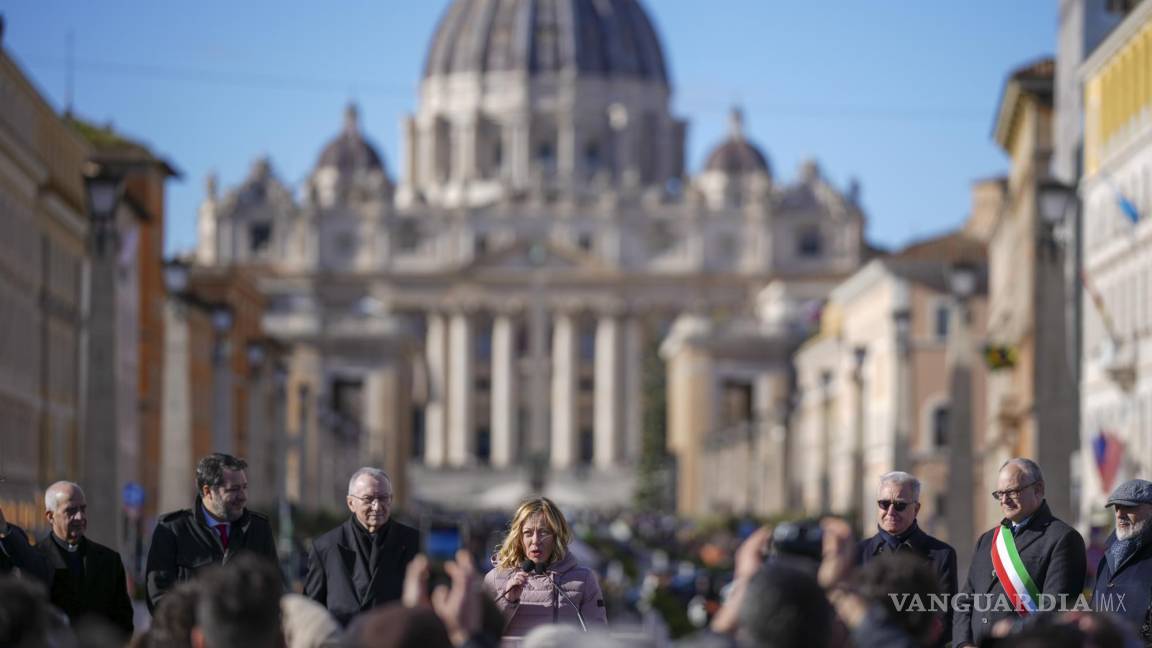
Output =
[
  {"x1": 770, "y1": 520, "x2": 824, "y2": 562},
  {"x1": 421, "y1": 517, "x2": 468, "y2": 592}
]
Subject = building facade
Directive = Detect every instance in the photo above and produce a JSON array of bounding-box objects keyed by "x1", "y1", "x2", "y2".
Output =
[
  {"x1": 195, "y1": 0, "x2": 867, "y2": 512},
  {"x1": 1079, "y1": 0, "x2": 1152, "y2": 529},
  {"x1": 790, "y1": 230, "x2": 988, "y2": 555},
  {"x1": 983, "y1": 58, "x2": 1080, "y2": 527},
  {"x1": 0, "y1": 39, "x2": 91, "y2": 536}
]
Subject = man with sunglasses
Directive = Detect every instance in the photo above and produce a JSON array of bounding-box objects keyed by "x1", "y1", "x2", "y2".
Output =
[
  {"x1": 305, "y1": 467, "x2": 419, "y2": 626},
  {"x1": 954, "y1": 458, "x2": 1086, "y2": 647},
  {"x1": 858, "y1": 471, "x2": 957, "y2": 646}
]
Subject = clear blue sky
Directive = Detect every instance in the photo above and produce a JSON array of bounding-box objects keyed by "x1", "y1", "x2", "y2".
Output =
[{"x1": 3, "y1": 1, "x2": 1055, "y2": 255}]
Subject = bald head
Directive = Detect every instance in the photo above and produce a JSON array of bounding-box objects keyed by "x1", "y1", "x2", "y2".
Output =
[{"x1": 44, "y1": 481, "x2": 87, "y2": 545}]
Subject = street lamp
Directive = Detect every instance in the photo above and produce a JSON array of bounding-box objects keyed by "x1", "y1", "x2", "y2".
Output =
[
  {"x1": 892, "y1": 307, "x2": 912, "y2": 472},
  {"x1": 163, "y1": 259, "x2": 190, "y2": 295},
  {"x1": 211, "y1": 304, "x2": 234, "y2": 453},
  {"x1": 84, "y1": 167, "x2": 124, "y2": 255},
  {"x1": 949, "y1": 261, "x2": 978, "y2": 303},
  {"x1": 947, "y1": 259, "x2": 978, "y2": 570}
]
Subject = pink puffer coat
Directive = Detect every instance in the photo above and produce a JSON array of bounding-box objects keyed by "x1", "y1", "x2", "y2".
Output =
[{"x1": 482, "y1": 552, "x2": 607, "y2": 640}]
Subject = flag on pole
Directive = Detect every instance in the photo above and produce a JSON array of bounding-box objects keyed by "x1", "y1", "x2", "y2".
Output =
[{"x1": 1093, "y1": 429, "x2": 1124, "y2": 493}]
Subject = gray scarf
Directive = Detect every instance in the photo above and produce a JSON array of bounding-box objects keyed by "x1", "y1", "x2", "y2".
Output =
[{"x1": 1105, "y1": 521, "x2": 1152, "y2": 574}]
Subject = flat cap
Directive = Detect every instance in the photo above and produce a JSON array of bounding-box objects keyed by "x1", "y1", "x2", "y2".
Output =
[{"x1": 1106, "y1": 479, "x2": 1152, "y2": 507}]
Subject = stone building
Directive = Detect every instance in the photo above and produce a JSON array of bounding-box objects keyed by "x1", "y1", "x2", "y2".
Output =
[
  {"x1": 1079, "y1": 0, "x2": 1152, "y2": 528},
  {"x1": 195, "y1": 0, "x2": 867, "y2": 511}
]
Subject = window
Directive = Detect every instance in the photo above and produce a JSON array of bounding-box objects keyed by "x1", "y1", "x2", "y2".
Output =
[
  {"x1": 583, "y1": 142, "x2": 601, "y2": 173},
  {"x1": 935, "y1": 304, "x2": 950, "y2": 340},
  {"x1": 648, "y1": 221, "x2": 677, "y2": 256},
  {"x1": 721, "y1": 380, "x2": 754, "y2": 428},
  {"x1": 474, "y1": 376, "x2": 491, "y2": 392},
  {"x1": 336, "y1": 232, "x2": 358, "y2": 258},
  {"x1": 249, "y1": 222, "x2": 272, "y2": 253},
  {"x1": 579, "y1": 427, "x2": 594, "y2": 464},
  {"x1": 932, "y1": 404, "x2": 950, "y2": 448},
  {"x1": 797, "y1": 227, "x2": 823, "y2": 257},
  {"x1": 577, "y1": 232, "x2": 594, "y2": 252},
  {"x1": 476, "y1": 426, "x2": 492, "y2": 464},
  {"x1": 397, "y1": 219, "x2": 421, "y2": 252},
  {"x1": 579, "y1": 327, "x2": 596, "y2": 360}
]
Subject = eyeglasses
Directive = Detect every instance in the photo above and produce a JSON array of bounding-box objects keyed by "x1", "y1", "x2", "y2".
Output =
[
  {"x1": 992, "y1": 481, "x2": 1038, "y2": 501},
  {"x1": 349, "y1": 494, "x2": 393, "y2": 508},
  {"x1": 877, "y1": 500, "x2": 912, "y2": 512}
]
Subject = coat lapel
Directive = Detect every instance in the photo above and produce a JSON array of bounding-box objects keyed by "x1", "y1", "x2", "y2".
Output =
[
  {"x1": 337, "y1": 519, "x2": 373, "y2": 607},
  {"x1": 363, "y1": 520, "x2": 405, "y2": 598}
]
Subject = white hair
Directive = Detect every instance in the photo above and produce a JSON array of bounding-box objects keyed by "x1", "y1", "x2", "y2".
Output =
[
  {"x1": 1000, "y1": 457, "x2": 1044, "y2": 484},
  {"x1": 878, "y1": 471, "x2": 921, "y2": 501},
  {"x1": 44, "y1": 481, "x2": 84, "y2": 512},
  {"x1": 347, "y1": 467, "x2": 390, "y2": 495}
]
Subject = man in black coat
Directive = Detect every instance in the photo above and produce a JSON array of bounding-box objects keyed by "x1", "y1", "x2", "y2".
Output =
[
  {"x1": 305, "y1": 467, "x2": 419, "y2": 626},
  {"x1": 0, "y1": 506, "x2": 52, "y2": 585},
  {"x1": 1091, "y1": 479, "x2": 1152, "y2": 642},
  {"x1": 35, "y1": 481, "x2": 134, "y2": 637},
  {"x1": 145, "y1": 453, "x2": 278, "y2": 612},
  {"x1": 858, "y1": 471, "x2": 957, "y2": 647},
  {"x1": 954, "y1": 458, "x2": 1087, "y2": 647}
]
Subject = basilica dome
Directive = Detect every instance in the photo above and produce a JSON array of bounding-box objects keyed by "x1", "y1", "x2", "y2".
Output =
[
  {"x1": 315, "y1": 103, "x2": 386, "y2": 175},
  {"x1": 423, "y1": 0, "x2": 668, "y2": 85},
  {"x1": 704, "y1": 108, "x2": 771, "y2": 176}
]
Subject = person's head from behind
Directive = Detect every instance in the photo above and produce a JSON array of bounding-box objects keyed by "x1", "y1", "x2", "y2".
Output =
[
  {"x1": 738, "y1": 562, "x2": 832, "y2": 648},
  {"x1": 344, "y1": 603, "x2": 452, "y2": 648},
  {"x1": 196, "y1": 453, "x2": 249, "y2": 522},
  {"x1": 146, "y1": 581, "x2": 201, "y2": 648},
  {"x1": 192, "y1": 554, "x2": 283, "y2": 648},
  {"x1": 876, "y1": 471, "x2": 921, "y2": 536},
  {"x1": 853, "y1": 553, "x2": 942, "y2": 647},
  {"x1": 496, "y1": 497, "x2": 572, "y2": 569},
  {"x1": 0, "y1": 577, "x2": 55, "y2": 648}
]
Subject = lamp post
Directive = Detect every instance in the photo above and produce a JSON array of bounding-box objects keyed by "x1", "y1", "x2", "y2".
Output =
[
  {"x1": 947, "y1": 260, "x2": 977, "y2": 567},
  {"x1": 852, "y1": 345, "x2": 868, "y2": 529},
  {"x1": 892, "y1": 307, "x2": 912, "y2": 472},
  {"x1": 82, "y1": 165, "x2": 125, "y2": 550},
  {"x1": 819, "y1": 369, "x2": 833, "y2": 512},
  {"x1": 212, "y1": 304, "x2": 235, "y2": 454}
]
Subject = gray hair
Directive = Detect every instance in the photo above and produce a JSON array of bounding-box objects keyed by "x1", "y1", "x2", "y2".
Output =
[
  {"x1": 44, "y1": 481, "x2": 84, "y2": 512},
  {"x1": 878, "y1": 471, "x2": 921, "y2": 501},
  {"x1": 1000, "y1": 458, "x2": 1044, "y2": 484},
  {"x1": 347, "y1": 467, "x2": 390, "y2": 495}
]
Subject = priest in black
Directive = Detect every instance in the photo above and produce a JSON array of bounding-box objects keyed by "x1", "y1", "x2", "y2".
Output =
[
  {"x1": 305, "y1": 467, "x2": 419, "y2": 626},
  {"x1": 35, "y1": 481, "x2": 134, "y2": 637}
]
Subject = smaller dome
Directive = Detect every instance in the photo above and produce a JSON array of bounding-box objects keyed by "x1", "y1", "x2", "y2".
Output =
[
  {"x1": 316, "y1": 103, "x2": 385, "y2": 174},
  {"x1": 704, "y1": 108, "x2": 770, "y2": 176}
]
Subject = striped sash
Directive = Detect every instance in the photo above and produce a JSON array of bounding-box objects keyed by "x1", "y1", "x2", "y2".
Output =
[{"x1": 990, "y1": 525, "x2": 1040, "y2": 616}]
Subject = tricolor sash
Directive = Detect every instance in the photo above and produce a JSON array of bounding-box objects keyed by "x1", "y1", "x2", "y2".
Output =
[{"x1": 990, "y1": 525, "x2": 1040, "y2": 616}]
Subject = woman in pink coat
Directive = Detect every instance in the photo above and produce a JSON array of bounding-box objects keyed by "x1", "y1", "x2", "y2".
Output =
[{"x1": 482, "y1": 497, "x2": 607, "y2": 643}]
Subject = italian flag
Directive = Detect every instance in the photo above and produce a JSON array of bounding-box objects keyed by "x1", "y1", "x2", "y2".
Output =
[{"x1": 990, "y1": 525, "x2": 1040, "y2": 616}]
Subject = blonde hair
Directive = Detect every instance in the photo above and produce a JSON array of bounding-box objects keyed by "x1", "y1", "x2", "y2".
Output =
[{"x1": 494, "y1": 497, "x2": 572, "y2": 569}]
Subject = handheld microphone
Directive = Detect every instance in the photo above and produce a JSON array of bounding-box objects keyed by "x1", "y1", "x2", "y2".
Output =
[{"x1": 521, "y1": 559, "x2": 535, "y2": 573}]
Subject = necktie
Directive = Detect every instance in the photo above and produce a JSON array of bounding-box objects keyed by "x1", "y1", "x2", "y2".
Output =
[{"x1": 216, "y1": 524, "x2": 230, "y2": 551}]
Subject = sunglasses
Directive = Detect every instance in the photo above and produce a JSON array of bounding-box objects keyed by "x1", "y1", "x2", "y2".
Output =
[{"x1": 877, "y1": 500, "x2": 912, "y2": 512}]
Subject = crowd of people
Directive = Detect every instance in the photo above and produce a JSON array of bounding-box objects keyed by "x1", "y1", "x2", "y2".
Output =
[{"x1": 1, "y1": 452, "x2": 1151, "y2": 647}]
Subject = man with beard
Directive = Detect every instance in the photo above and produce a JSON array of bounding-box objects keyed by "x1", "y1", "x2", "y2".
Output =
[
  {"x1": 954, "y1": 458, "x2": 1086, "y2": 647},
  {"x1": 1091, "y1": 479, "x2": 1152, "y2": 640},
  {"x1": 35, "y1": 481, "x2": 134, "y2": 636},
  {"x1": 305, "y1": 467, "x2": 419, "y2": 626},
  {"x1": 857, "y1": 471, "x2": 956, "y2": 646},
  {"x1": 145, "y1": 453, "x2": 278, "y2": 612}
]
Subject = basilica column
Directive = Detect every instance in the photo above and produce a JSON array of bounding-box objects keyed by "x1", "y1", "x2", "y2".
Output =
[
  {"x1": 550, "y1": 309, "x2": 579, "y2": 469},
  {"x1": 623, "y1": 316, "x2": 644, "y2": 461},
  {"x1": 594, "y1": 311, "x2": 623, "y2": 468},
  {"x1": 447, "y1": 310, "x2": 475, "y2": 466},
  {"x1": 424, "y1": 313, "x2": 449, "y2": 467},
  {"x1": 490, "y1": 311, "x2": 518, "y2": 468}
]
